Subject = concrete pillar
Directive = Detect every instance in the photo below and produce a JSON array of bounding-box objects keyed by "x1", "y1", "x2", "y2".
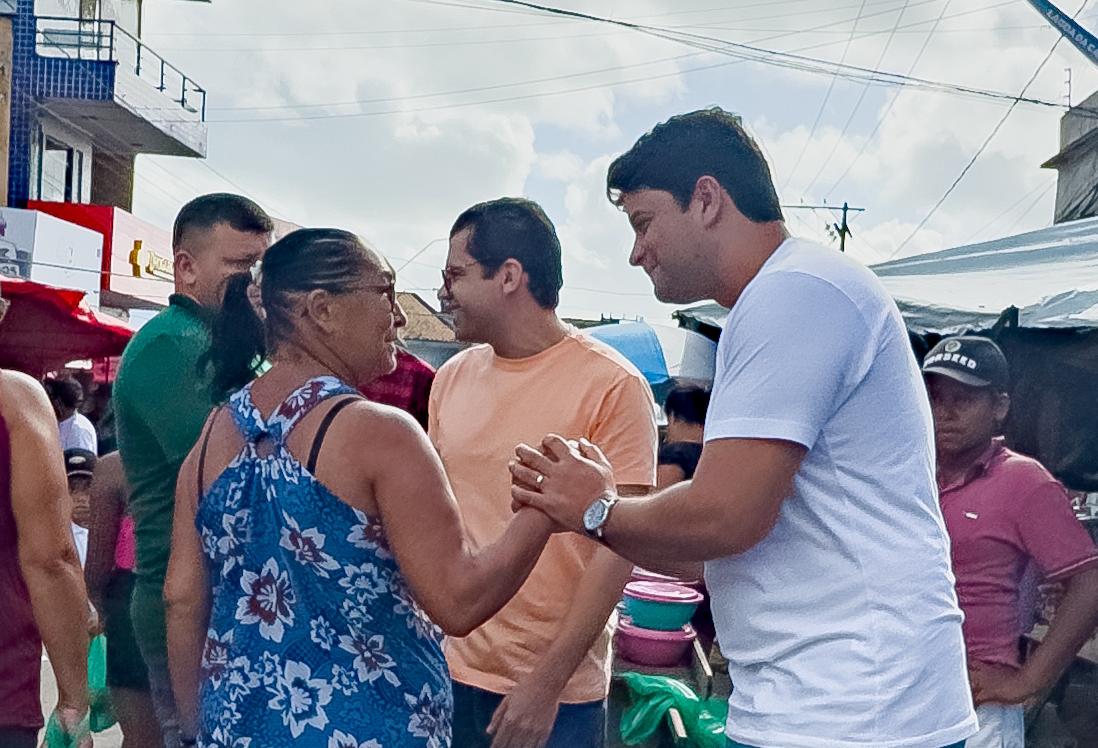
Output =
[{"x1": 0, "y1": 17, "x2": 13, "y2": 207}]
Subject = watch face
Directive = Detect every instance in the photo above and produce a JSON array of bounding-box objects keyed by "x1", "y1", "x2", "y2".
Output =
[{"x1": 583, "y1": 499, "x2": 609, "y2": 532}]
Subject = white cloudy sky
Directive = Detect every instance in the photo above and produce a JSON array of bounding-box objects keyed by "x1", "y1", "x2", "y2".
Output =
[{"x1": 130, "y1": 0, "x2": 1098, "y2": 324}]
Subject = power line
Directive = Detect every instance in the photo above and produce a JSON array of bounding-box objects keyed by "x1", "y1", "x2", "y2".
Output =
[
  {"x1": 1001, "y1": 181, "x2": 1058, "y2": 235},
  {"x1": 205, "y1": 3, "x2": 1080, "y2": 126},
  {"x1": 781, "y1": 0, "x2": 871, "y2": 194},
  {"x1": 160, "y1": 0, "x2": 918, "y2": 51},
  {"x1": 395, "y1": 238, "x2": 447, "y2": 273},
  {"x1": 801, "y1": 0, "x2": 912, "y2": 198},
  {"x1": 25, "y1": 39, "x2": 293, "y2": 225},
  {"x1": 204, "y1": 2, "x2": 934, "y2": 116},
  {"x1": 888, "y1": 0, "x2": 1086, "y2": 259},
  {"x1": 826, "y1": 0, "x2": 953, "y2": 196},
  {"x1": 465, "y1": 1, "x2": 1089, "y2": 115},
  {"x1": 142, "y1": 0, "x2": 862, "y2": 37},
  {"x1": 188, "y1": 0, "x2": 1012, "y2": 120},
  {"x1": 960, "y1": 178, "x2": 1057, "y2": 243}
]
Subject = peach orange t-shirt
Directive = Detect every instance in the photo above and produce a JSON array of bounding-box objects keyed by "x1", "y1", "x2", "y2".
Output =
[{"x1": 428, "y1": 328, "x2": 658, "y2": 703}]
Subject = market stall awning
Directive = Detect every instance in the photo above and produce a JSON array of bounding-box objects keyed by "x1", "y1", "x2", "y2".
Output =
[
  {"x1": 871, "y1": 216, "x2": 1098, "y2": 334},
  {"x1": 676, "y1": 216, "x2": 1098, "y2": 338},
  {"x1": 0, "y1": 276, "x2": 133, "y2": 375},
  {"x1": 586, "y1": 321, "x2": 717, "y2": 389}
]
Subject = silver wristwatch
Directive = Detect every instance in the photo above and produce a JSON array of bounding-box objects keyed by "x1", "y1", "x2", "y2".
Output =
[{"x1": 582, "y1": 493, "x2": 619, "y2": 540}]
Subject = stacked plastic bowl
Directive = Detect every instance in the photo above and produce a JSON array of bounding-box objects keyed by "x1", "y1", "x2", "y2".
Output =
[{"x1": 616, "y1": 571, "x2": 704, "y2": 667}]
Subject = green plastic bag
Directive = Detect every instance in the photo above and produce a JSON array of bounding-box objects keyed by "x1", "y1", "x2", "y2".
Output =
[
  {"x1": 618, "y1": 672, "x2": 727, "y2": 748},
  {"x1": 43, "y1": 709, "x2": 91, "y2": 748},
  {"x1": 87, "y1": 634, "x2": 116, "y2": 732},
  {"x1": 45, "y1": 635, "x2": 113, "y2": 747}
]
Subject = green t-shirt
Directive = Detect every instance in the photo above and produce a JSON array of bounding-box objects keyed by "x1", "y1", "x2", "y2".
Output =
[{"x1": 114, "y1": 294, "x2": 215, "y2": 659}]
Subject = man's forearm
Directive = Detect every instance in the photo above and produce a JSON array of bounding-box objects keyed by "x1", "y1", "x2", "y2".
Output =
[
  {"x1": 23, "y1": 554, "x2": 90, "y2": 710},
  {"x1": 1023, "y1": 567, "x2": 1098, "y2": 692},
  {"x1": 602, "y1": 482, "x2": 741, "y2": 566},
  {"x1": 526, "y1": 547, "x2": 633, "y2": 694}
]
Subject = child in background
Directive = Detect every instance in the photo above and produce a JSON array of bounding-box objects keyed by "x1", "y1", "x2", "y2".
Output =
[
  {"x1": 64, "y1": 449, "x2": 96, "y2": 567},
  {"x1": 84, "y1": 452, "x2": 158, "y2": 748}
]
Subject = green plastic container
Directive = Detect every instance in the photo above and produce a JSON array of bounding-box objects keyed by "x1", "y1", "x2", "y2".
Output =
[{"x1": 621, "y1": 580, "x2": 704, "y2": 631}]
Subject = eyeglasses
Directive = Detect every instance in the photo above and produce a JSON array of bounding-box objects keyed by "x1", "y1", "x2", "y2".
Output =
[
  {"x1": 361, "y1": 282, "x2": 398, "y2": 312},
  {"x1": 441, "y1": 259, "x2": 480, "y2": 294}
]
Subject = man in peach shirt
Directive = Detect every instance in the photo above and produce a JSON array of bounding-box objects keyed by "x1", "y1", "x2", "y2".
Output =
[{"x1": 431, "y1": 197, "x2": 657, "y2": 748}]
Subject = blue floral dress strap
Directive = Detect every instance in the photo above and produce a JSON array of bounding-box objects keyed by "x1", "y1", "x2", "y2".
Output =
[{"x1": 226, "y1": 376, "x2": 359, "y2": 450}]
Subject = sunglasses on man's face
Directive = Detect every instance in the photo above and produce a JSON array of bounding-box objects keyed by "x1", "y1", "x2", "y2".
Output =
[{"x1": 441, "y1": 259, "x2": 480, "y2": 293}]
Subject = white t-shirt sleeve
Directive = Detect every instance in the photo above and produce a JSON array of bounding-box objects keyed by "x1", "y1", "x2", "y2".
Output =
[
  {"x1": 705, "y1": 270, "x2": 874, "y2": 450},
  {"x1": 62, "y1": 414, "x2": 99, "y2": 454}
]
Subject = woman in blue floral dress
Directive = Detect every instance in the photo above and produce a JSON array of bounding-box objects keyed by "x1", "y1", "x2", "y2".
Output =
[{"x1": 164, "y1": 229, "x2": 554, "y2": 748}]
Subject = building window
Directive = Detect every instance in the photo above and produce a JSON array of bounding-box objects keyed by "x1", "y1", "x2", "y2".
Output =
[{"x1": 40, "y1": 136, "x2": 77, "y2": 202}]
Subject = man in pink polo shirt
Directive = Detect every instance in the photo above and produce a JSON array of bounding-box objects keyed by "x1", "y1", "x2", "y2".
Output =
[{"x1": 924, "y1": 335, "x2": 1098, "y2": 748}]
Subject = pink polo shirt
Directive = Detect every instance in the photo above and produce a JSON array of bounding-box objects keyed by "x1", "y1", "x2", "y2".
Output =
[{"x1": 939, "y1": 438, "x2": 1098, "y2": 669}]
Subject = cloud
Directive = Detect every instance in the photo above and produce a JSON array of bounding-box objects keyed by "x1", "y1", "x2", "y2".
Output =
[{"x1": 128, "y1": 0, "x2": 1098, "y2": 320}]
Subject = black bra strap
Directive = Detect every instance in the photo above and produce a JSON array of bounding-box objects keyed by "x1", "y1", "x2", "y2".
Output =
[
  {"x1": 196, "y1": 407, "x2": 221, "y2": 497},
  {"x1": 306, "y1": 396, "x2": 360, "y2": 474}
]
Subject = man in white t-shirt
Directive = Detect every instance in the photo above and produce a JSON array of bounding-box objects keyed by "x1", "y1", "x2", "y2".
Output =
[
  {"x1": 46, "y1": 376, "x2": 98, "y2": 454},
  {"x1": 510, "y1": 108, "x2": 978, "y2": 748}
]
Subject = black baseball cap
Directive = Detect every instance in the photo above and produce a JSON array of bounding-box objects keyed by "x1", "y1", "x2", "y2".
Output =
[
  {"x1": 922, "y1": 336, "x2": 1009, "y2": 390},
  {"x1": 64, "y1": 449, "x2": 97, "y2": 478}
]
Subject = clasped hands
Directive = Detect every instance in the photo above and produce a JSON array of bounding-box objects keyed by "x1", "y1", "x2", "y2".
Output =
[{"x1": 508, "y1": 434, "x2": 617, "y2": 535}]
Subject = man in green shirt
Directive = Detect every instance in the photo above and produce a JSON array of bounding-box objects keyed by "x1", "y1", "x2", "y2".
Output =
[{"x1": 113, "y1": 193, "x2": 272, "y2": 747}]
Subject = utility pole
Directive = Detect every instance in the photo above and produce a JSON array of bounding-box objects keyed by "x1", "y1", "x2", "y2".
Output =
[{"x1": 780, "y1": 202, "x2": 866, "y2": 252}]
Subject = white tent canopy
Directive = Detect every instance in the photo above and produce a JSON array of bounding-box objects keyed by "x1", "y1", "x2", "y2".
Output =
[{"x1": 871, "y1": 216, "x2": 1098, "y2": 333}]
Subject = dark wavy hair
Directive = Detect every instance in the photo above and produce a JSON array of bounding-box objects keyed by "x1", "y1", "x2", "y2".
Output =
[
  {"x1": 204, "y1": 228, "x2": 375, "y2": 402},
  {"x1": 607, "y1": 107, "x2": 783, "y2": 223},
  {"x1": 664, "y1": 384, "x2": 711, "y2": 426},
  {"x1": 450, "y1": 197, "x2": 563, "y2": 310}
]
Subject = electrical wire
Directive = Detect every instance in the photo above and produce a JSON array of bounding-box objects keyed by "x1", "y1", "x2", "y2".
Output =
[
  {"x1": 960, "y1": 178, "x2": 1057, "y2": 244},
  {"x1": 888, "y1": 0, "x2": 1087, "y2": 259},
  {"x1": 826, "y1": 0, "x2": 953, "y2": 196},
  {"x1": 781, "y1": 0, "x2": 871, "y2": 193},
  {"x1": 134, "y1": 0, "x2": 1010, "y2": 121},
  {"x1": 801, "y1": 0, "x2": 912, "y2": 198}
]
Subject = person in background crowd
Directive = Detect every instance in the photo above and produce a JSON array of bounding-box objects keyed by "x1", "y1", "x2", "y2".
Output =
[
  {"x1": 360, "y1": 345, "x2": 435, "y2": 429},
  {"x1": 654, "y1": 384, "x2": 715, "y2": 654},
  {"x1": 85, "y1": 451, "x2": 159, "y2": 748},
  {"x1": 433, "y1": 198, "x2": 657, "y2": 748},
  {"x1": 164, "y1": 228, "x2": 555, "y2": 747},
  {"x1": 657, "y1": 384, "x2": 710, "y2": 488},
  {"x1": 0, "y1": 296, "x2": 94, "y2": 748},
  {"x1": 84, "y1": 381, "x2": 118, "y2": 455},
  {"x1": 65, "y1": 448, "x2": 97, "y2": 567},
  {"x1": 508, "y1": 108, "x2": 977, "y2": 748},
  {"x1": 924, "y1": 335, "x2": 1098, "y2": 748},
  {"x1": 47, "y1": 376, "x2": 99, "y2": 454},
  {"x1": 113, "y1": 193, "x2": 273, "y2": 748}
]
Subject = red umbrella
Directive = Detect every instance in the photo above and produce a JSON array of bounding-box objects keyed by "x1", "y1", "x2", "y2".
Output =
[{"x1": 0, "y1": 277, "x2": 133, "y2": 376}]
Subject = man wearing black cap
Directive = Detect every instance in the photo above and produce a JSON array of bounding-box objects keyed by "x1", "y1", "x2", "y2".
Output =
[
  {"x1": 64, "y1": 449, "x2": 97, "y2": 565},
  {"x1": 924, "y1": 335, "x2": 1098, "y2": 748}
]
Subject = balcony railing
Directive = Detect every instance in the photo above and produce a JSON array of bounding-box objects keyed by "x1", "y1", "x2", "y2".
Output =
[{"x1": 35, "y1": 15, "x2": 207, "y2": 121}]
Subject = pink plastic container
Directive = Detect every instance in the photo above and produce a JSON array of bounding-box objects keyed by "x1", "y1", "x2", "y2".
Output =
[
  {"x1": 616, "y1": 619, "x2": 697, "y2": 667},
  {"x1": 630, "y1": 567, "x2": 704, "y2": 591}
]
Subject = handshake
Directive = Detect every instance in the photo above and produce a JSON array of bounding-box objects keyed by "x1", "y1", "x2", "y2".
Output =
[{"x1": 506, "y1": 434, "x2": 618, "y2": 535}]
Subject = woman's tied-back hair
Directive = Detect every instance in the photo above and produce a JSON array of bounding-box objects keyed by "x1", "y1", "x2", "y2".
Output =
[
  {"x1": 205, "y1": 228, "x2": 376, "y2": 402},
  {"x1": 606, "y1": 107, "x2": 784, "y2": 223}
]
